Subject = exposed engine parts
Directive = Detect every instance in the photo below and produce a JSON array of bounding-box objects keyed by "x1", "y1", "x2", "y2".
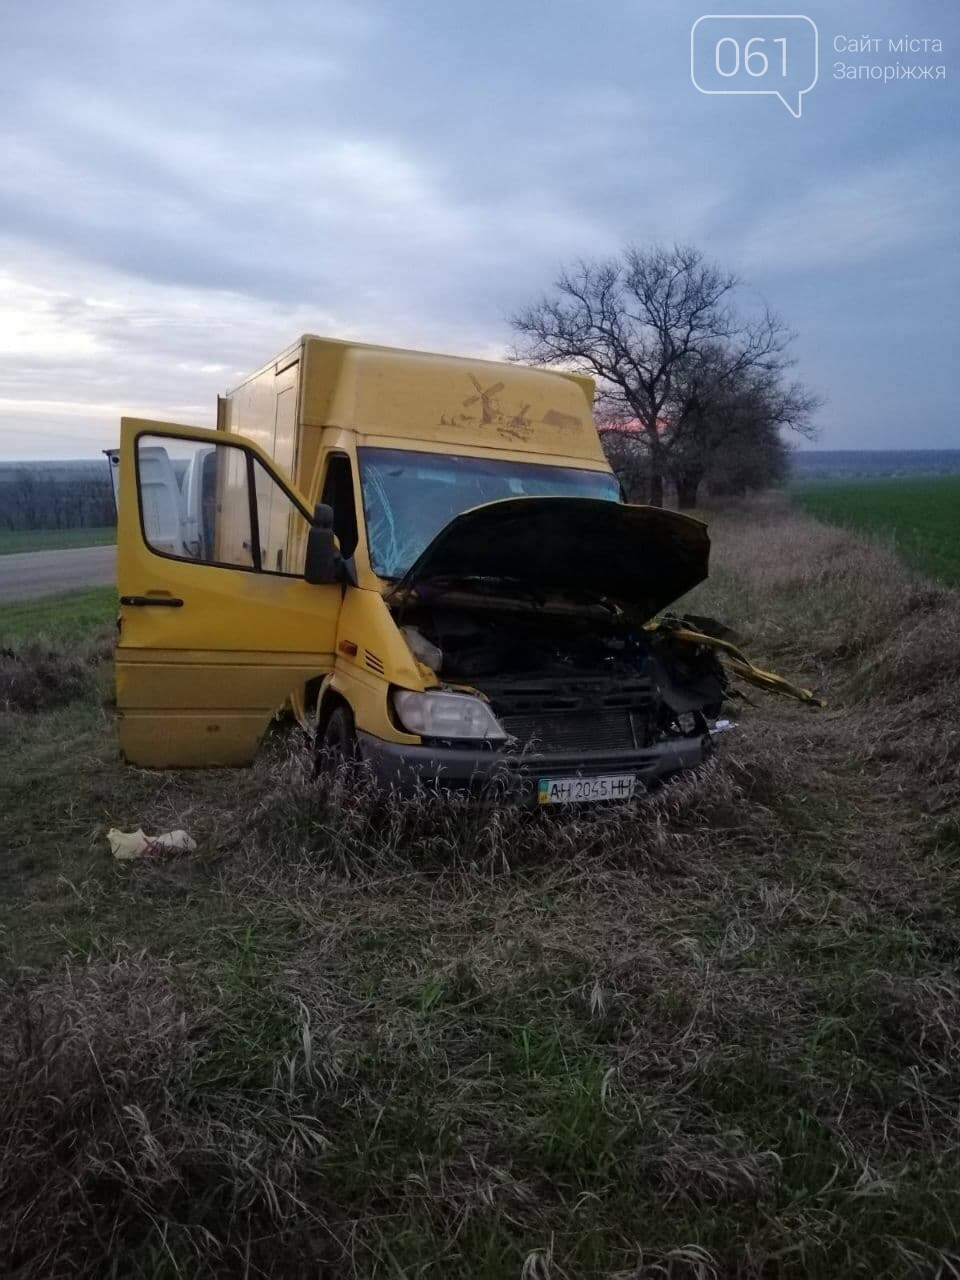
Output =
[{"x1": 394, "y1": 598, "x2": 730, "y2": 752}]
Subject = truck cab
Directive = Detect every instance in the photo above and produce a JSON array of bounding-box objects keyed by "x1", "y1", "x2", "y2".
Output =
[{"x1": 115, "y1": 336, "x2": 721, "y2": 803}]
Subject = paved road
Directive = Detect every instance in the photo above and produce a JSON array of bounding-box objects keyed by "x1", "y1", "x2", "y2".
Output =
[{"x1": 0, "y1": 545, "x2": 116, "y2": 602}]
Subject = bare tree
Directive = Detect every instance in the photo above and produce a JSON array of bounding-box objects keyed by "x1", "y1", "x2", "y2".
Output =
[
  {"x1": 668, "y1": 351, "x2": 821, "y2": 506},
  {"x1": 511, "y1": 243, "x2": 810, "y2": 506},
  {"x1": 596, "y1": 426, "x2": 651, "y2": 503},
  {"x1": 703, "y1": 418, "x2": 790, "y2": 497}
]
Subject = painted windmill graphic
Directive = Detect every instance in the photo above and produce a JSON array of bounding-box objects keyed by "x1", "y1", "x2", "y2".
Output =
[
  {"x1": 438, "y1": 373, "x2": 538, "y2": 439},
  {"x1": 462, "y1": 374, "x2": 505, "y2": 425}
]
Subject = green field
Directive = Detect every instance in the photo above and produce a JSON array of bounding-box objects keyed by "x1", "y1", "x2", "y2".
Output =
[
  {"x1": 0, "y1": 525, "x2": 116, "y2": 555},
  {"x1": 792, "y1": 477, "x2": 960, "y2": 585},
  {"x1": 0, "y1": 586, "x2": 117, "y2": 645}
]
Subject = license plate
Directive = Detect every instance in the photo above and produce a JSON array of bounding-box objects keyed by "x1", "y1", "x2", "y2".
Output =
[{"x1": 537, "y1": 773, "x2": 637, "y2": 805}]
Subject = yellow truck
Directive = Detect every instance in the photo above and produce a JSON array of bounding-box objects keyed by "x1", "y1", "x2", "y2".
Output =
[{"x1": 114, "y1": 335, "x2": 814, "y2": 804}]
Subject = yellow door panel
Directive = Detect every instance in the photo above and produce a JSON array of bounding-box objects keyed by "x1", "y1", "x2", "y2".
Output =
[
  {"x1": 116, "y1": 711, "x2": 274, "y2": 768},
  {"x1": 117, "y1": 565, "x2": 338, "y2": 656},
  {"x1": 116, "y1": 655, "x2": 331, "y2": 710},
  {"x1": 116, "y1": 417, "x2": 341, "y2": 767}
]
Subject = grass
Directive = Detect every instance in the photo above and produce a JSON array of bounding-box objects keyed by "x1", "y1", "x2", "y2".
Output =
[
  {"x1": 0, "y1": 586, "x2": 117, "y2": 646},
  {"x1": 0, "y1": 525, "x2": 116, "y2": 555},
  {"x1": 0, "y1": 589, "x2": 116, "y2": 711},
  {"x1": 792, "y1": 476, "x2": 960, "y2": 586},
  {"x1": 3, "y1": 498, "x2": 960, "y2": 1277}
]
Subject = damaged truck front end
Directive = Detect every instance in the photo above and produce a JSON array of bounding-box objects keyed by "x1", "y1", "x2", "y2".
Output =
[{"x1": 355, "y1": 497, "x2": 744, "y2": 802}]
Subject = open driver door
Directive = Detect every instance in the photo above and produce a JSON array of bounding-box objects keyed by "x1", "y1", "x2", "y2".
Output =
[{"x1": 115, "y1": 418, "x2": 342, "y2": 766}]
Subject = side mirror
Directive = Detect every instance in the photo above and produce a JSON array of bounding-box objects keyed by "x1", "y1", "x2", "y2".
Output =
[{"x1": 304, "y1": 503, "x2": 343, "y2": 584}]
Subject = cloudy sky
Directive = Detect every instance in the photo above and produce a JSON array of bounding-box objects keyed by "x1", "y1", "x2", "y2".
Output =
[{"x1": 0, "y1": 0, "x2": 956, "y2": 459}]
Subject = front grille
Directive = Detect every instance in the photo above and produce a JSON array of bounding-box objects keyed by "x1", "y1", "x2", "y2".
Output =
[
  {"x1": 500, "y1": 708, "x2": 643, "y2": 753},
  {"x1": 480, "y1": 673, "x2": 657, "y2": 756},
  {"x1": 485, "y1": 675, "x2": 655, "y2": 717}
]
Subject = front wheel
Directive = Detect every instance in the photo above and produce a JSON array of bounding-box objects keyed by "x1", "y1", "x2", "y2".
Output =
[{"x1": 316, "y1": 703, "x2": 358, "y2": 775}]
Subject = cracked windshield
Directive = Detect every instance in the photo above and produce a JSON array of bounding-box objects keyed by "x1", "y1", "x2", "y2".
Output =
[{"x1": 358, "y1": 446, "x2": 620, "y2": 578}]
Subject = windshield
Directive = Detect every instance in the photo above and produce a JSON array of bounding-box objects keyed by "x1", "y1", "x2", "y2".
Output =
[{"x1": 358, "y1": 447, "x2": 621, "y2": 579}]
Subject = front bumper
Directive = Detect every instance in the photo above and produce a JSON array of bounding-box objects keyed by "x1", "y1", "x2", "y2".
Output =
[{"x1": 355, "y1": 731, "x2": 709, "y2": 799}]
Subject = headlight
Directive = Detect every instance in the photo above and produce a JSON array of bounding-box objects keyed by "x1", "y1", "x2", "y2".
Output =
[{"x1": 392, "y1": 689, "x2": 508, "y2": 742}]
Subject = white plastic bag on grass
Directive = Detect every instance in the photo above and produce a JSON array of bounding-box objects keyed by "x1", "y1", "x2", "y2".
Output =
[{"x1": 107, "y1": 828, "x2": 197, "y2": 860}]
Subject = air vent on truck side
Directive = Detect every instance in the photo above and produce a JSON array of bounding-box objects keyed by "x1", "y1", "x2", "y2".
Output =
[{"x1": 365, "y1": 650, "x2": 386, "y2": 675}]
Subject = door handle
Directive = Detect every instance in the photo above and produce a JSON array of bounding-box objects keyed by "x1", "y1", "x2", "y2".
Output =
[{"x1": 120, "y1": 596, "x2": 184, "y2": 607}]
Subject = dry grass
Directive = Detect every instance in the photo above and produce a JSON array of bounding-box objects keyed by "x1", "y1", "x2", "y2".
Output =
[
  {"x1": 0, "y1": 634, "x2": 113, "y2": 711},
  {"x1": 0, "y1": 588, "x2": 116, "y2": 710},
  {"x1": 2, "y1": 499, "x2": 960, "y2": 1278}
]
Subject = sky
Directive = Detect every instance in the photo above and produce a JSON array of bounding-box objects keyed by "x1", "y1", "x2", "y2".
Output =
[{"x1": 0, "y1": 0, "x2": 956, "y2": 459}]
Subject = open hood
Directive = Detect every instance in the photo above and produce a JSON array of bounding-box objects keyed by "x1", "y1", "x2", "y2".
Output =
[{"x1": 387, "y1": 497, "x2": 710, "y2": 621}]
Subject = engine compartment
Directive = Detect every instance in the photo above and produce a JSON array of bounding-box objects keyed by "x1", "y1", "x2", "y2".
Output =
[{"x1": 394, "y1": 591, "x2": 728, "y2": 752}]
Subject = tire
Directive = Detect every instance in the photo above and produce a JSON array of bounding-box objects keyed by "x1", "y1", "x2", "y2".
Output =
[{"x1": 317, "y1": 702, "x2": 358, "y2": 774}]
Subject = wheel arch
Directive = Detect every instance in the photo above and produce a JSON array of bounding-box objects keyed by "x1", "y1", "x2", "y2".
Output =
[{"x1": 315, "y1": 679, "x2": 352, "y2": 735}]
